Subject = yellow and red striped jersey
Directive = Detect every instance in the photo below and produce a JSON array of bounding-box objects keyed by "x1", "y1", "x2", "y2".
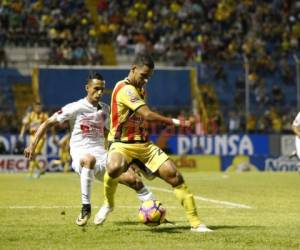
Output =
[{"x1": 108, "y1": 78, "x2": 148, "y2": 142}]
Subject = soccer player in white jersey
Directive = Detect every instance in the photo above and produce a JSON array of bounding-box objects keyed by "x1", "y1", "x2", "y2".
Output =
[
  {"x1": 24, "y1": 73, "x2": 154, "y2": 226},
  {"x1": 292, "y1": 112, "x2": 300, "y2": 171}
]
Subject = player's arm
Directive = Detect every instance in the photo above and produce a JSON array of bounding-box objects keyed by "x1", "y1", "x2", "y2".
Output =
[
  {"x1": 136, "y1": 105, "x2": 190, "y2": 127},
  {"x1": 24, "y1": 116, "x2": 59, "y2": 159},
  {"x1": 120, "y1": 85, "x2": 190, "y2": 127}
]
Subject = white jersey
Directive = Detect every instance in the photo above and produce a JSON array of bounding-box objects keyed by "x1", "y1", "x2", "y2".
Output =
[
  {"x1": 293, "y1": 112, "x2": 300, "y2": 127},
  {"x1": 52, "y1": 98, "x2": 110, "y2": 156}
]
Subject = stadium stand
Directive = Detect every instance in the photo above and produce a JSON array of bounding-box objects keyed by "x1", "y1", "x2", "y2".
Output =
[{"x1": 0, "y1": 0, "x2": 300, "y2": 133}]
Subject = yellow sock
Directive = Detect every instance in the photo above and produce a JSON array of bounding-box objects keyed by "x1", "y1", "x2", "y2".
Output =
[
  {"x1": 103, "y1": 171, "x2": 119, "y2": 208},
  {"x1": 174, "y1": 183, "x2": 201, "y2": 228},
  {"x1": 33, "y1": 160, "x2": 41, "y2": 171},
  {"x1": 64, "y1": 162, "x2": 70, "y2": 173},
  {"x1": 28, "y1": 161, "x2": 36, "y2": 177}
]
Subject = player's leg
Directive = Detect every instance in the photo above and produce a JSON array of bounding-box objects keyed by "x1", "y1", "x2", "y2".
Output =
[
  {"x1": 61, "y1": 151, "x2": 70, "y2": 173},
  {"x1": 138, "y1": 143, "x2": 211, "y2": 232},
  {"x1": 94, "y1": 161, "x2": 155, "y2": 225},
  {"x1": 75, "y1": 153, "x2": 96, "y2": 226},
  {"x1": 33, "y1": 139, "x2": 46, "y2": 177},
  {"x1": 94, "y1": 168, "x2": 156, "y2": 225},
  {"x1": 93, "y1": 150, "x2": 124, "y2": 225},
  {"x1": 28, "y1": 154, "x2": 41, "y2": 179},
  {"x1": 295, "y1": 136, "x2": 300, "y2": 159},
  {"x1": 100, "y1": 151, "x2": 126, "y2": 208},
  {"x1": 27, "y1": 136, "x2": 37, "y2": 178},
  {"x1": 103, "y1": 148, "x2": 131, "y2": 207},
  {"x1": 28, "y1": 159, "x2": 36, "y2": 178},
  {"x1": 107, "y1": 150, "x2": 128, "y2": 178},
  {"x1": 295, "y1": 136, "x2": 300, "y2": 173},
  {"x1": 155, "y1": 160, "x2": 212, "y2": 232},
  {"x1": 119, "y1": 166, "x2": 155, "y2": 202}
]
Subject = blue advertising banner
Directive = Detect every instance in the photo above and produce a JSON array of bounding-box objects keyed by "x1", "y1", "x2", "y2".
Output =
[
  {"x1": 221, "y1": 155, "x2": 299, "y2": 172},
  {"x1": 150, "y1": 134, "x2": 269, "y2": 156},
  {"x1": 4, "y1": 134, "x2": 295, "y2": 172}
]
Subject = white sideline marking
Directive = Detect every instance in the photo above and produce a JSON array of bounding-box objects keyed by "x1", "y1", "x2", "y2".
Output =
[
  {"x1": 149, "y1": 186, "x2": 252, "y2": 209},
  {"x1": 0, "y1": 205, "x2": 162, "y2": 210}
]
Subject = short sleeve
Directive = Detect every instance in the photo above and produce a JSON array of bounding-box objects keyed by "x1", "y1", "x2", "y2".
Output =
[
  {"x1": 118, "y1": 85, "x2": 146, "y2": 111},
  {"x1": 52, "y1": 102, "x2": 78, "y2": 123}
]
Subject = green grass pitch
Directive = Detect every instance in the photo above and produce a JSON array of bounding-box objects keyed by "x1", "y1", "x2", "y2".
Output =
[{"x1": 0, "y1": 171, "x2": 300, "y2": 250}]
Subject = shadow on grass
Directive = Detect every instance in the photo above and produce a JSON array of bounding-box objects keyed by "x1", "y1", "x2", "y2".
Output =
[
  {"x1": 113, "y1": 222, "x2": 264, "y2": 233},
  {"x1": 209, "y1": 225, "x2": 265, "y2": 231},
  {"x1": 114, "y1": 221, "x2": 140, "y2": 226},
  {"x1": 113, "y1": 221, "x2": 190, "y2": 233}
]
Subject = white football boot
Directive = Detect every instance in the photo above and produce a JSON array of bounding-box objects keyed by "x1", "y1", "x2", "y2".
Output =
[
  {"x1": 94, "y1": 204, "x2": 113, "y2": 225},
  {"x1": 191, "y1": 224, "x2": 213, "y2": 233}
]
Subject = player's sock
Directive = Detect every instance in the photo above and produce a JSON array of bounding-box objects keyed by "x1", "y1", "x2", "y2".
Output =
[
  {"x1": 136, "y1": 186, "x2": 156, "y2": 202},
  {"x1": 173, "y1": 183, "x2": 201, "y2": 228},
  {"x1": 28, "y1": 161, "x2": 35, "y2": 177},
  {"x1": 80, "y1": 167, "x2": 94, "y2": 204},
  {"x1": 103, "y1": 171, "x2": 119, "y2": 208},
  {"x1": 33, "y1": 160, "x2": 42, "y2": 178},
  {"x1": 64, "y1": 162, "x2": 70, "y2": 173}
]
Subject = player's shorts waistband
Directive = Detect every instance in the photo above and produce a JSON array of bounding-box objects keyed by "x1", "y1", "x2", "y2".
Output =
[
  {"x1": 112, "y1": 140, "x2": 148, "y2": 144},
  {"x1": 108, "y1": 140, "x2": 149, "y2": 148}
]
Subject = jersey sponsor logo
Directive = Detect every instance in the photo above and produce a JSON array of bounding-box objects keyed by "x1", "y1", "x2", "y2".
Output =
[
  {"x1": 157, "y1": 149, "x2": 163, "y2": 156},
  {"x1": 129, "y1": 96, "x2": 139, "y2": 103},
  {"x1": 79, "y1": 112, "x2": 105, "y2": 136}
]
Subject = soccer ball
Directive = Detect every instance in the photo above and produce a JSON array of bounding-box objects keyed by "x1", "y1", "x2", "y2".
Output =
[{"x1": 138, "y1": 200, "x2": 166, "y2": 227}]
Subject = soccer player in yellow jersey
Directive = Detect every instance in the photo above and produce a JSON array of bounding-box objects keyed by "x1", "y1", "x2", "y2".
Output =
[
  {"x1": 19, "y1": 101, "x2": 48, "y2": 178},
  {"x1": 104, "y1": 53, "x2": 212, "y2": 232},
  {"x1": 51, "y1": 132, "x2": 71, "y2": 173}
]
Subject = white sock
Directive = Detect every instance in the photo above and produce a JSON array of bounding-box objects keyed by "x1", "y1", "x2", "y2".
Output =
[
  {"x1": 80, "y1": 167, "x2": 94, "y2": 204},
  {"x1": 136, "y1": 186, "x2": 155, "y2": 202}
]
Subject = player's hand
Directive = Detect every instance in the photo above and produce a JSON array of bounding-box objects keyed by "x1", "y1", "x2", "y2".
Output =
[
  {"x1": 24, "y1": 145, "x2": 35, "y2": 160},
  {"x1": 172, "y1": 118, "x2": 193, "y2": 128},
  {"x1": 181, "y1": 118, "x2": 195, "y2": 128}
]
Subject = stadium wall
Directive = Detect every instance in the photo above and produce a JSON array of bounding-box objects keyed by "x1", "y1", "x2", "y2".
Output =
[{"x1": 37, "y1": 66, "x2": 192, "y2": 109}]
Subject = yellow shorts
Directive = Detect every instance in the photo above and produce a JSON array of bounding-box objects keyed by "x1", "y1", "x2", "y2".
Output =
[
  {"x1": 30, "y1": 135, "x2": 45, "y2": 155},
  {"x1": 109, "y1": 142, "x2": 169, "y2": 173}
]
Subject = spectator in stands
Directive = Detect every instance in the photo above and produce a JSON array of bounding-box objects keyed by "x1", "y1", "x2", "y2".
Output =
[
  {"x1": 271, "y1": 85, "x2": 285, "y2": 106},
  {"x1": 0, "y1": 47, "x2": 7, "y2": 68},
  {"x1": 0, "y1": 141, "x2": 8, "y2": 154},
  {"x1": 116, "y1": 31, "x2": 129, "y2": 54},
  {"x1": 246, "y1": 113, "x2": 257, "y2": 133},
  {"x1": 228, "y1": 111, "x2": 240, "y2": 133},
  {"x1": 12, "y1": 140, "x2": 24, "y2": 155}
]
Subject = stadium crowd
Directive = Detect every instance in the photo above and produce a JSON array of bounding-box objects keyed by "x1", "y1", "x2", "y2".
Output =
[
  {"x1": 0, "y1": 0, "x2": 300, "y2": 136},
  {"x1": 1, "y1": 0, "x2": 299, "y2": 65},
  {"x1": 0, "y1": 0, "x2": 102, "y2": 65}
]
